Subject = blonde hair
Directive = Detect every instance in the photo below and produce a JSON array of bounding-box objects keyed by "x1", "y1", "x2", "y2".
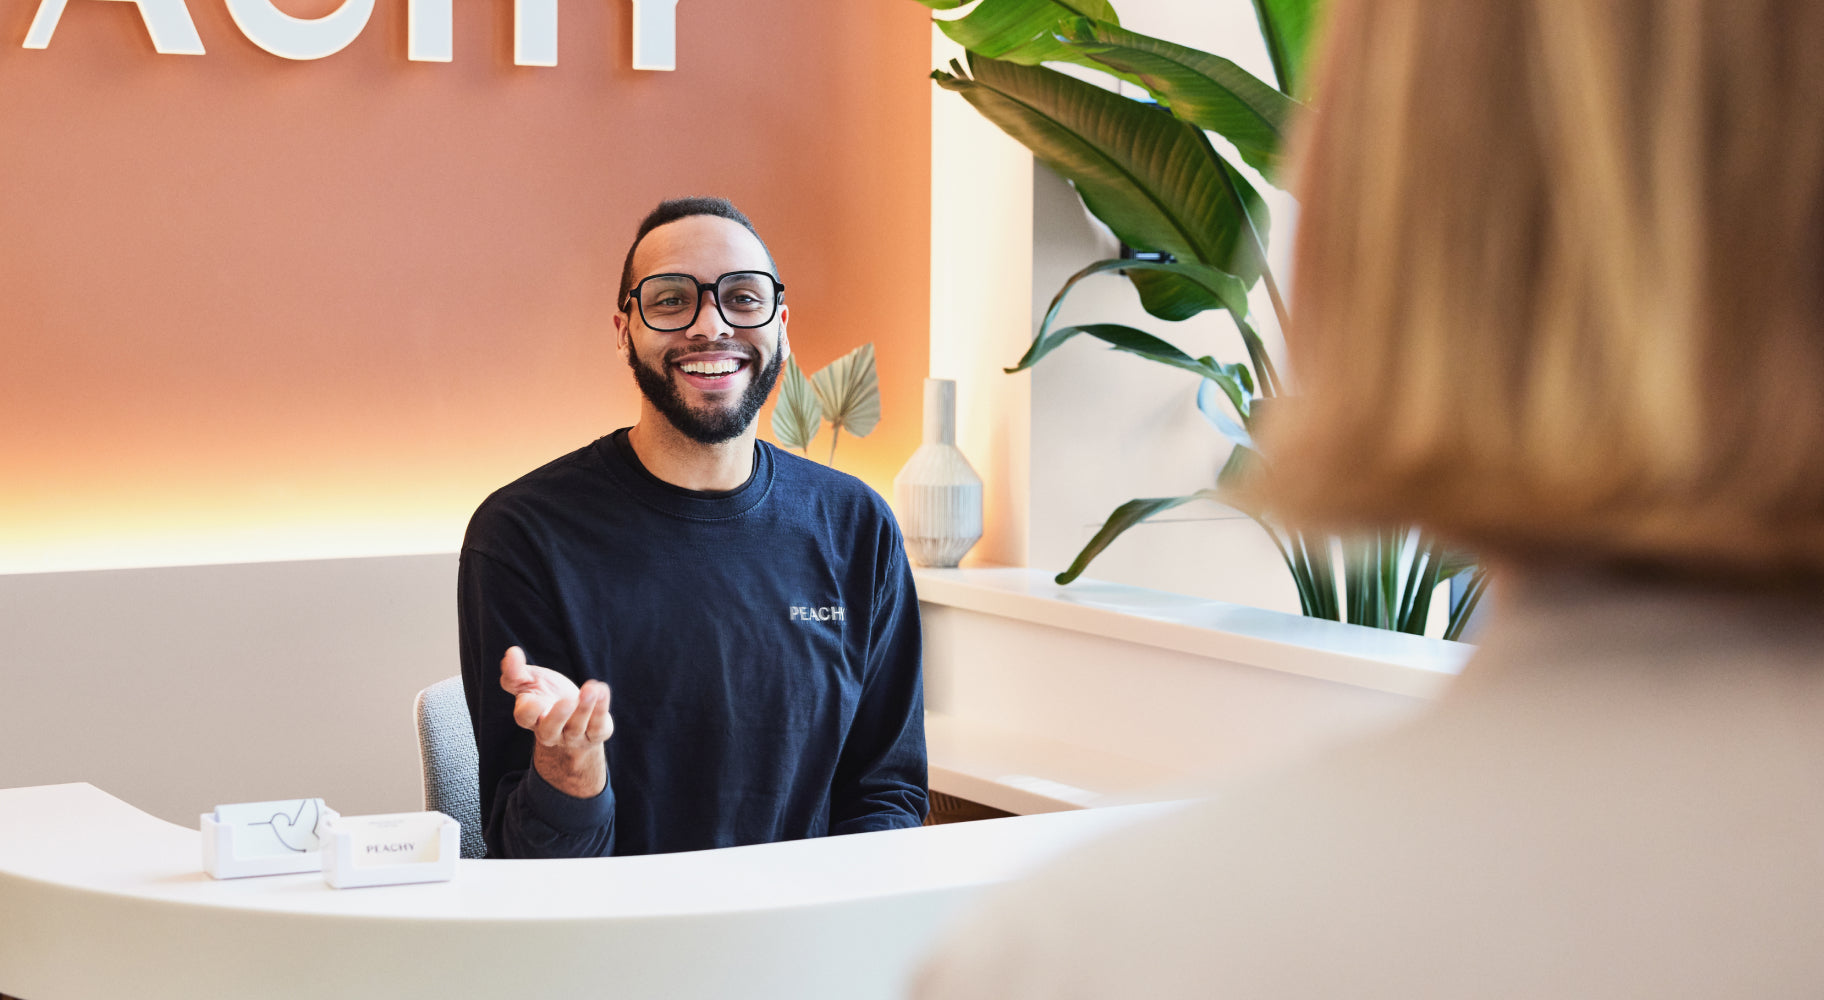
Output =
[{"x1": 1263, "y1": 0, "x2": 1824, "y2": 579}]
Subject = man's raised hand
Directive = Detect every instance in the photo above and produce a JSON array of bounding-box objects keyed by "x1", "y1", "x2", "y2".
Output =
[{"x1": 499, "y1": 646, "x2": 612, "y2": 798}]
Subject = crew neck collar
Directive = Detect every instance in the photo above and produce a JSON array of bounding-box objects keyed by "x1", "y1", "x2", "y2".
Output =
[{"x1": 595, "y1": 427, "x2": 773, "y2": 520}]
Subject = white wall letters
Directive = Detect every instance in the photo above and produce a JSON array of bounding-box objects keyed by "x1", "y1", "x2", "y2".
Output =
[
  {"x1": 406, "y1": 0, "x2": 556, "y2": 66},
  {"x1": 513, "y1": 0, "x2": 556, "y2": 67},
  {"x1": 24, "y1": 0, "x2": 206, "y2": 55},
  {"x1": 629, "y1": 0, "x2": 676, "y2": 71},
  {"x1": 405, "y1": 0, "x2": 451, "y2": 62},
  {"x1": 21, "y1": 0, "x2": 666, "y2": 69},
  {"x1": 224, "y1": 0, "x2": 373, "y2": 60}
]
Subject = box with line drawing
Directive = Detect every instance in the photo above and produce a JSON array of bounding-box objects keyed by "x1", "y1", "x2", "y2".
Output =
[{"x1": 201, "y1": 798, "x2": 337, "y2": 879}]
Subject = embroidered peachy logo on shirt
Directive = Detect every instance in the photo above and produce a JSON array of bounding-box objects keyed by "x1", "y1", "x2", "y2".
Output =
[{"x1": 790, "y1": 606, "x2": 846, "y2": 623}]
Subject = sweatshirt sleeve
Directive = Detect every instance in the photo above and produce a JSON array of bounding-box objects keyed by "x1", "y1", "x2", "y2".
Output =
[
  {"x1": 828, "y1": 522, "x2": 929, "y2": 834},
  {"x1": 458, "y1": 541, "x2": 617, "y2": 859}
]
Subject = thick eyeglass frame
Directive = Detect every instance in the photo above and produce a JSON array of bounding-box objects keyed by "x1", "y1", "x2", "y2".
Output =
[{"x1": 622, "y1": 270, "x2": 786, "y2": 333}]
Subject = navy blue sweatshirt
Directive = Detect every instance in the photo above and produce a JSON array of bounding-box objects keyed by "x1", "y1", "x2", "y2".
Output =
[{"x1": 458, "y1": 429, "x2": 927, "y2": 858}]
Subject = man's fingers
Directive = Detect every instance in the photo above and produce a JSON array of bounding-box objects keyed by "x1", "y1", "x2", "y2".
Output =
[
  {"x1": 507, "y1": 669, "x2": 605, "y2": 744},
  {"x1": 584, "y1": 699, "x2": 614, "y2": 744},
  {"x1": 511, "y1": 690, "x2": 551, "y2": 731},
  {"x1": 499, "y1": 646, "x2": 533, "y2": 692},
  {"x1": 560, "y1": 688, "x2": 596, "y2": 743},
  {"x1": 580, "y1": 680, "x2": 610, "y2": 712},
  {"x1": 563, "y1": 683, "x2": 614, "y2": 743},
  {"x1": 534, "y1": 694, "x2": 578, "y2": 746}
]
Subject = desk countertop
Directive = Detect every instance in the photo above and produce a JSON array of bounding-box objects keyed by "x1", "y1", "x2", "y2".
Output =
[{"x1": 0, "y1": 783, "x2": 1179, "y2": 999}]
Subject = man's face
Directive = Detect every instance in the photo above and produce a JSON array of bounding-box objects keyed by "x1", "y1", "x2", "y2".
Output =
[{"x1": 614, "y1": 215, "x2": 789, "y2": 445}]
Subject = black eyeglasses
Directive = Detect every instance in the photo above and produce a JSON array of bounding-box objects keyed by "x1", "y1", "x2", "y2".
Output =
[{"x1": 623, "y1": 271, "x2": 785, "y2": 332}]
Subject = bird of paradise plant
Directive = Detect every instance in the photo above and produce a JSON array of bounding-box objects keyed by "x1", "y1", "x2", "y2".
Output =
[{"x1": 917, "y1": 0, "x2": 1486, "y2": 638}]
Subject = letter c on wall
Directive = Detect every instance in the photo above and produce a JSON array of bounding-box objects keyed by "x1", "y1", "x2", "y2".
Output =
[{"x1": 225, "y1": 0, "x2": 374, "y2": 60}]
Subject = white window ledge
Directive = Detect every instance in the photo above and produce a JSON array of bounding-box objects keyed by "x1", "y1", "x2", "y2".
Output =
[
  {"x1": 916, "y1": 567, "x2": 1474, "y2": 816},
  {"x1": 914, "y1": 566, "x2": 1470, "y2": 700}
]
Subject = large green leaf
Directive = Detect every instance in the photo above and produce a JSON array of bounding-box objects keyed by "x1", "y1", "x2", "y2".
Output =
[
  {"x1": 1055, "y1": 489, "x2": 1223, "y2": 584},
  {"x1": 1131, "y1": 262, "x2": 1255, "y2": 324},
  {"x1": 935, "y1": 55, "x2": 1265, "y2": 282},
  {"x1": 808, "y1": 342, "x2": 881, "y2": 440},
  {"x1": 910, "y1": 0, "x2": 971, "y2": 9},
  {"x1": 1037, "y1": 258, "x2": 1249, "y2": 333},
  {"x1": 1006, "y1": 322, "x2": 1251, "y2": 417},
  {"x1": 932, "y1": 0, "x2": 1120, "y2": 68},
  {"x1": 1123, "y1": 266, "x2": 1225, "y2": 321},
  {"x1": 1251, "y1": 0, "x2": 1323, "y2": 98},
  {"x1": 1059, "y1": 19, "x2": 1301, "y2": 181},
  {"x1": 1029, "y1": 257, "x2": 1278, "y2": 399},
  {"x1": 770, "y1": 356, "x2": 822, "y2": 453},
  {"x1": 1028, "y1": 256, "x2": 1279, "y2": 393}
]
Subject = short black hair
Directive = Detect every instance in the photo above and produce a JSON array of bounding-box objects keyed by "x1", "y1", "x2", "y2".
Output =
[{"x1": 616, "y1": 196, "x2": 779, "y2": 309}]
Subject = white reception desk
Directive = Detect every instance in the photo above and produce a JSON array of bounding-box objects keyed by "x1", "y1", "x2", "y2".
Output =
[{"x1": 0, "y1": 784, "x2": 1179, "y2": 999}]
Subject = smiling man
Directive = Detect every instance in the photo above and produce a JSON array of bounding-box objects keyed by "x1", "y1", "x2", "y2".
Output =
[{"x1": 457, "y1": 197, "x2": 928, "y2": 859}]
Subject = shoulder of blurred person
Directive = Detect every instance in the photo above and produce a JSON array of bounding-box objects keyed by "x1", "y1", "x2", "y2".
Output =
[{"x1": 914, "y1": 575, "x2": 1824, "y2": 998}]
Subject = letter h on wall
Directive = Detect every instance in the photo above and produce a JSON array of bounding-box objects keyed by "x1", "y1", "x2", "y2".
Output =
[{"x1": 409, "y1": 0, "x2": 556, "y2": 67}]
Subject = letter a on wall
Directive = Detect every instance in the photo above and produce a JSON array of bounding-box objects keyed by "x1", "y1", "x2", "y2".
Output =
[
  {"x1": 225, "y1": 0, "x2": 374, "y2": 60},
  {"x1": 23, "y1": 0, "x2": 206, "y2": 54}
]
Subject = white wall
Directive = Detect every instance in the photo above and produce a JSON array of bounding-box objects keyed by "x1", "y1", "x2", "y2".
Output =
[
  {"x1": 0, "y1": 554, "x2": 457, "y2": 825},
  {"x1": 930, "y1": 24, "x2": 1035, "y2": 568}
]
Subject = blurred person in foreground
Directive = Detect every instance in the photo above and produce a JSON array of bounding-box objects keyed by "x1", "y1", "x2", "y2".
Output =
[{"x1": 914, "y1": 0, "x2": 1824, "y2": 995}]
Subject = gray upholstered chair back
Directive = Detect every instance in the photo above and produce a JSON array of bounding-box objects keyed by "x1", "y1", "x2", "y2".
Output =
[{"x1": 414, "y1": 675, "x2": 487, "y2": 860}]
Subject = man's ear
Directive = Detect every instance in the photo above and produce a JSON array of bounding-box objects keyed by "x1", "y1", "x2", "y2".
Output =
[
  {"x1": 612, "y1": 311, "x2": 630, "y2": 353},
  {"x1": 776, "y1": 304, "x2": 790, "y2": 362}
]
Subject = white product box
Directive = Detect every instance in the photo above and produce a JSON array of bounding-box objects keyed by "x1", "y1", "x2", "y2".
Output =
[
  {"x1": 321, "y1": 811, "x2": 459, "y2": 889},
  {"x1": 201, "y1": 798, "x2": 338, "y2": 879}
]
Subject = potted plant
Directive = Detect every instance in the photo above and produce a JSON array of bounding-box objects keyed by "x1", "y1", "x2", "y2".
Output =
[{"x1": 916, "y1": 0, "x2": 1484, "y2": 638}]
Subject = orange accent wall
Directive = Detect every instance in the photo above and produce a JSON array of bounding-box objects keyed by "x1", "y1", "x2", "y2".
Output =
[{"x1": 0, "y1": 0, "x2": 931, "y2": 571}]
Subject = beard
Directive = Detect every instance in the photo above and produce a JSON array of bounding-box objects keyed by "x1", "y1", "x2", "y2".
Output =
[{"x1": 626, "y1": 334, "x2": 785, "y2": 445}]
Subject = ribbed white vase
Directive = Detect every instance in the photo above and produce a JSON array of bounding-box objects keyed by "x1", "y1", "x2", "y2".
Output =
[{"x1": 894, "y1": 378, "x2": 983, "y2": 568}]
